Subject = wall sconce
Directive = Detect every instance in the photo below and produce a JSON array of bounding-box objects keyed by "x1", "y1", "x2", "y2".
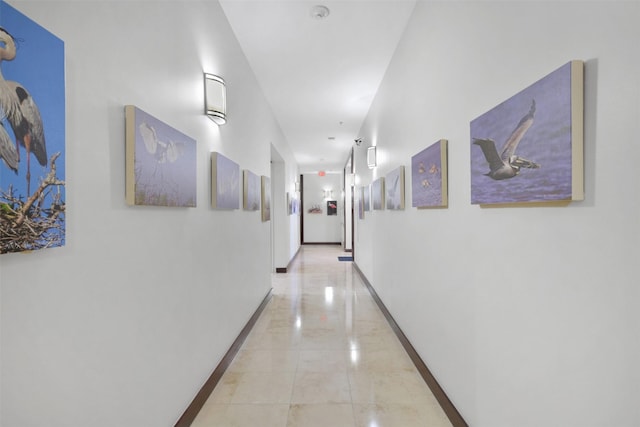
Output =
[
  {"x1": 204, "y1": 73, "x2": 226, "y2": 125},
  {"x1": 367, "y1": 146, "x2": 377, "y2": 169},
  {"x1": 347, "y1": 173, "x2": 355, "y2": 187}
]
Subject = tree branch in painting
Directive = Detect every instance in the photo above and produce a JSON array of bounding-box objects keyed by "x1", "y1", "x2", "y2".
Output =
[{"x1": 0, "y1": 152, "x2": 65, "y2": 253}]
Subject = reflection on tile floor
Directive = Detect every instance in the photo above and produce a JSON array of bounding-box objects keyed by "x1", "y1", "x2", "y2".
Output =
[{"x1": 192, "y1": 245, "x2": 452, "y2": 427}]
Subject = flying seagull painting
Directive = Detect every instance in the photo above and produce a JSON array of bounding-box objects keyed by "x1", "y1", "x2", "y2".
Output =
[{"x1": 470, "y1": 61, "x2": 584, "y2": 205}]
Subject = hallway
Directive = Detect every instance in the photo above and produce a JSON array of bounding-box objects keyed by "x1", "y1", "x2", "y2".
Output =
[{"x1": 191, "y1": 245, "x2": 452, "y2": 427}]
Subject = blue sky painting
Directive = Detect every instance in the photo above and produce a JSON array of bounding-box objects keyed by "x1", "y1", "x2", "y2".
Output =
[{"x1": 0, "y1": 1, "x2": 65, "y2": 253}]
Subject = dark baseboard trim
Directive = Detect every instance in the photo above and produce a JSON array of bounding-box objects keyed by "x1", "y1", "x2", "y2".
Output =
[
  {"x1": 302, "y1": 242, "x2": 341, "y2": 245},
  {"x1": 174, "y1": 289, "x2": 273, "y2": 427},
  {"x1": 275, "y1": 246, "x2": 302, "y2": 274},
  {"x1": 352, "y1": 262, "x2": 468, "y2": 427}
]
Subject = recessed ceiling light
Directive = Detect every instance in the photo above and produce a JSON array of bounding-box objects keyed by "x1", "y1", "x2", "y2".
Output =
[{"x1": 310, "y1": 5, "x2": 330, "y2": 20}]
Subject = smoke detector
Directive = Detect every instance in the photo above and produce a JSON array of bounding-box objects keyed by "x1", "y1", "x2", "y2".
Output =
[{"x1": 310, "y1": 5, "x2": 330, "y2": 20}]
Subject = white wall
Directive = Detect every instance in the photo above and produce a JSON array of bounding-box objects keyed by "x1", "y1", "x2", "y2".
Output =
[
  {"x1": 0, "y1": 1, "x2": 298, "y2": 426},
  {"x1": 355, "y1": 2, "x2": 640, "y2": 427},
  {"x1": 302, "y1": 173, "x2": 342, "y2": 243},
  {"x1": 271, "y1": 150, "x2": 300, "y2": 270}
]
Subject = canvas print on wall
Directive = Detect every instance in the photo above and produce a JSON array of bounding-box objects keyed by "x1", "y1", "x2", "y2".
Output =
[
  {"x1": 243, "y1": 169, "x2": 260, "y2": 211},
  {"x1": 0, "y1": 1, "x2": 65, "y2": 253},
  {"x1": 211, "y1": 152, "x2": 240, "y2": 209},
  {"x1": 363, "y1": 184, "x2": 370, "y2": 211},
  {"x1": 308, "y1": 204, "x2": 322, "y2": 214},
  {"x1": 292, "y1": 197, "x2": 300, "y2": 215},
  {"x1": 371, "y1": 177, "x2": 385, "y2": 210},
  {"x1": 125, "y1": 106, "x2": 196, "y2": 207},
  {"x1": 385, "y1": 166, "x2": 405, "y2": 210},
  {"x1": 327, "y1": 200, "x2": 337, "y2": 215},
  {"x1": 412, "y1": 139, "x2": 448, "y2": 208},
  {"x1": 470, "y1": 60, "x2": 584, "y2": 205},
  {"x1": 261, "y1": 175, "x2": 271, "y2": 221},
  {"x1": 358, "y1": 187, "x2": 365, "y2": 220}
]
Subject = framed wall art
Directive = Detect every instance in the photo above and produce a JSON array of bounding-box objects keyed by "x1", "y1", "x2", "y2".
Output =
[
  {"x1": 0, "y1": 2, "x2": 66, "y2": 253},
  {"x1": 211, "y1": 152, "x2": 240, "y2": 209},
  {"x1": 371, "y1": 177, "x2": 385, "y2": 210},
  {"x1": 412, "y1": 139, "x2": 448, "y2": 208},
  {"x1": 243, "y1": 169, "x2": 260, "y2": 211},
  {"x1": 261, "y1": 175, "x2": 271, "y2": 221},
  {"x1": 308, "y1": 204, "x2": 322, "y2": 214},
  {"x1": 125, "y1": 106, "x2": 197, "y2": 208},
  {"x1": 363, "y1": 184, "x2": 370, "y2": 211},
  {"x1": 327, "y1": 200, "x2": 337, "y2": 215},
  {"x1": 385, "y1": 166, "x2": 405, "y2": 210},
  {"x1": 358, "y1": 186, "x2": 365, "y2": 220},
  {"x1": 470, "y1": 60, "x2": 584, "y2": 205}
]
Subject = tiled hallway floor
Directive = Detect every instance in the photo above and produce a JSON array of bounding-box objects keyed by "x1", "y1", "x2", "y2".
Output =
[{"x1": 192, "y1": 245, "x2": 452, "y2": 427}]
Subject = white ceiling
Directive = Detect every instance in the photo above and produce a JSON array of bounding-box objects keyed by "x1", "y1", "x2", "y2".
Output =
[{"x1": 219, "y1": 0, "x2": 416, "y2": 173}]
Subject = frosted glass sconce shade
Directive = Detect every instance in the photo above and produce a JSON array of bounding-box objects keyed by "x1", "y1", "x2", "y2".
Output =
[
  {"x1": 367, "y1": 146, "x2": 377, "y2": 169},
  {"x1": 204, "y1": 73, "x2": 226, "y2": 125}
]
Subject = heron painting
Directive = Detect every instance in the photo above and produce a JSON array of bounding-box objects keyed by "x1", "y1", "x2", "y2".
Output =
[
  {"x1": 470, "y1": 60, "x2": 584, "y2": 205},
  {"x1": 0, "y1": 1, "x2": 65, "y2": 254},
  {"x1": 125, "y1": 106, "x2": 197, "y2": 207},
  {"x1": 412, "y1": 139, "x2": 448, "y2": 208},
  {"x1": 385, "y1": 165, "x2": 405, "y2": 210},
  {"x1": 211, "y1": 152, "x2": 240, "y2": 209}
]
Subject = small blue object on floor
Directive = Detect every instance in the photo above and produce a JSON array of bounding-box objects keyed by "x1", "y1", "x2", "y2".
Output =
[{"x1": 338, "y1": 256, "x2": 353, "y2": 261}]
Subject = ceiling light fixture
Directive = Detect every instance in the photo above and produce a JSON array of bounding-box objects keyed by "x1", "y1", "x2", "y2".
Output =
[{"x1": 310, "y1": 5, "x2": 330, "y2": 20}]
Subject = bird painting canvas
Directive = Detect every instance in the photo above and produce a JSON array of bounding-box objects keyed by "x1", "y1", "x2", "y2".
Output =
[
  {"x1": 243, "y1": 169, "x2": 260, "y2": 211},
  {"x1": 261, "y1": 176, "x2": 271, "y2": 222},
  {"x1": 371, "y1": 177, "x2": 385, "y2": 210},
  {"x1": 125, "y1": 106, "x2": 197, "y2": 207},
  {"x1": 327, "y1": 200, "x2": 337, "y2": 216},
  {"x1": 0, "y1": 1, "x2": 65, "y2": 254},
  {"x1": 470, "y1": 60, "x2": 584, "y2": 205},
  {"x1": 385, "y1": 165, "x2": 405, "y2": 210},
  {"x1": 412, "y1": 139, "x2": 448, "y2": 208},
  {"x1": 211, "y1": 152, "x2": 240, "y2": 210},
  {"x1": 363, "y1": 184, "x2": 370, "y2": 211}
]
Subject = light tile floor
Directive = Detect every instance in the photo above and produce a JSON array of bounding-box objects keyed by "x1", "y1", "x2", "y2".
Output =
[{"x1": 192, "y1": 245, "x2": 452, "y2": 427}]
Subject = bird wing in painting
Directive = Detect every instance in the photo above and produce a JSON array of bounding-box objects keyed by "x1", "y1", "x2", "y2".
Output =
[
  {"x1": 0, "y1": 26, "x2": 48, "y2": 195},
  {"x1": 0, "y1": 122, "x2": 18, "y2": 173},
  {"x1": 139, "y1": 122, "x2": 185, "y2": 164},
  {"x1": 473, "y1": 100, "x2": 540, "y2": 180}
]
